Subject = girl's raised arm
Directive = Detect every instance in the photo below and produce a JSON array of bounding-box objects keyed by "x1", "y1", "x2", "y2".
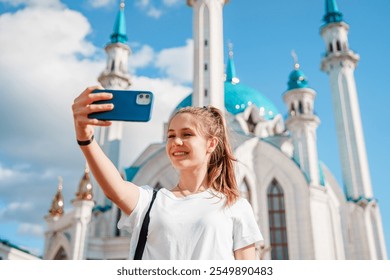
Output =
[{"x1": 72, "y1": 86, "x2": 139, "y2": 215}]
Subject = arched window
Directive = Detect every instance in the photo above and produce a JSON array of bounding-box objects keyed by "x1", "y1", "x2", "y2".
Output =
[
  {"x1": 298, "y1": 101, "x2": 303, "y2": 114},
  {"x1": 290, "y1": 103, "x2": 296, "y2": 116},
  {"x1": 267, "y1": 179, "x2": 289, "y2": 260},
  {"x1": 336, "y1": 40, "x2": 341, "y2": 51},
  {"x1": 329, "y1": 42, "x2": 333, "y2": 53},
  {"x1": 54, "y1": 246, "x2": 68, "y2": 260}
]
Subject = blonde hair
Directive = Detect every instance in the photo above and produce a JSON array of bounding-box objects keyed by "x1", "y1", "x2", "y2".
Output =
[{"x1": 168, "y1": 106, "x2": 240, "y2": 206}]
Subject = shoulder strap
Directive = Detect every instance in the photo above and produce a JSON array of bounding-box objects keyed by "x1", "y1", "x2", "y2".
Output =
[{"x1": 133, "y1": 187, "x2": 161, "y2": 260}]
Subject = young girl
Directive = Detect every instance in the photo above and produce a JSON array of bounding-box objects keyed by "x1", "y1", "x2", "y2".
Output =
[{"x1": 72, "y1": 86, "x2": 263, "y2": 260}]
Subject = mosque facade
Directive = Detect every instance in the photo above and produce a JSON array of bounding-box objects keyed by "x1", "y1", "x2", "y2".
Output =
[{"x1": 42, "y1": 0, "x2": 387, "y2": 260}]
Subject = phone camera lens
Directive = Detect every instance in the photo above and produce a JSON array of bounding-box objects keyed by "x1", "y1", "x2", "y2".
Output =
[
  {"x1": 140, "y1": 94, "x2": 144, "y2": 98},
  {"x1": 145, "y1": 95, "x2": 150, "y2": 99}
]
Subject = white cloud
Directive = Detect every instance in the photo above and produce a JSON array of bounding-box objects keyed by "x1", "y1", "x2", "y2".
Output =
[
  {"x1": 0, "y1": 6, "x2": 103, "y2": 168},
  {"x1": 0, "y1": 0, "x2": 63, "y2": 8},
  {"x1": 0, "y1": 165, "x2": 15, "y2": 181},
  {"x1": 146, "y1": 6, "x2": 162, "y2": 18},
  {"x1": 128, "y1": 44, "x2": 155, "y2": 70},
  {"x1": 0, "y1": 163, "x2": 34, "y2": 185},
  {"x1": 128, "y1": 40, "x2": 193, "y2": 83},
  {"x1": 88, "y1": 0, "x2": 116, "y2": 8},
  {"x1": 163, "y1": 0, "x2": 181, "y2": 7},
  {"x1": 0, "y1": 201, "x2": 34, "y2": 221},
  {"x1": 155, "y1": 39, "x2": 193, "y2": 84},
  {"x1": 18, "y1": 223, "x2": 44, "y2": 238},
  {"x1": 136, "y1": 0, "x2": 163, "y2": 19},
  {"x1": 136, "y1": 0, "x2": 150, "y2": 9},
  {"x1": 8, "y1": 202, "x2": 33, "y2": 212}
]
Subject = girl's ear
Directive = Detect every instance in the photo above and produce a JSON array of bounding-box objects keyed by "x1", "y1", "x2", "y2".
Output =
[{"x1": 207, "y1": 137, "x2": 218, "y2": 153}]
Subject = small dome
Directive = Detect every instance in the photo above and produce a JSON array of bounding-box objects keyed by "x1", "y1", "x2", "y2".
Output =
[
  {"x1": 175, "y1": 82, "x2": 279, "y2": 120},
  {"x1": 287, "y1": 68, "x2": 309, "y2": 90}
]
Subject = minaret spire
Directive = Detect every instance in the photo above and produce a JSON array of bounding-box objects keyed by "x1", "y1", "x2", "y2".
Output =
[
  {"x1": 74, "y1": 163, "x2": 93, "y2": 201},
  {"x1": 48, "y1": 176, "x2": 64, "y2": 217},
  {"x1": 226, "y1": 42, "x2": 239, "y2": 84},
  {"x1": 111, "y1": 0, "x2": 128, "y2": 44},
  {"x1": 287, "y1": 50, "x2": 308, "y2": 90},
  {"x1": 323, "y1": 0, "x2": 343, "y2": 24},
  {"x1": 291, "y1": 49, "x2": 299, "y2": 70}
]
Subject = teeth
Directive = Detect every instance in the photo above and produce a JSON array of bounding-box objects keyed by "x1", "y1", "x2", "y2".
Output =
[{"x1": 173, "y1": 152, "x2": 186, "y2": 156}]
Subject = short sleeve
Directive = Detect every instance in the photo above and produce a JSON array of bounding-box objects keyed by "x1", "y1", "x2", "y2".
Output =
[
  {"x1": 117, "y1": 185, "x2": 154, "y2": 234},
  {"x1": 232, "y1": 198, "x2": 263, "y2": 251}
]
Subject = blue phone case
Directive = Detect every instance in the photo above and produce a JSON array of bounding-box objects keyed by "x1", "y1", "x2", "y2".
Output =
[{"x1": 88, "y1": 89, "x2": 154, "y2": 122}]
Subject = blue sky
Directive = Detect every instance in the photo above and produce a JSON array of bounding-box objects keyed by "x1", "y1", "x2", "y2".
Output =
[{"x1": 0, "y1": 0, "x2": 389, "y2": 258}]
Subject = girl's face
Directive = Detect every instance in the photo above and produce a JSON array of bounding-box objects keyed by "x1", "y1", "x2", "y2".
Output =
[{"x1": 166, "y1": 113, "x2": 215, "y2": 171}]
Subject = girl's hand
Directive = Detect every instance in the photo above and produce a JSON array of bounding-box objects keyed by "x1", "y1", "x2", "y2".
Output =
[{"x1": 72, "y1": 86, "x2": 114, "y2": 142}]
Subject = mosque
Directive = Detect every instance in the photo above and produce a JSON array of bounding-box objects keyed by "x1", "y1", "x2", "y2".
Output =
[{"x1": 40, "y1": 0, "x2": 387, "y2": 260}]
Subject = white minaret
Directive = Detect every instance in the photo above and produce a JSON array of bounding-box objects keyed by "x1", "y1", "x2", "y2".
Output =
[
  {"x1": 187, "y1": 0, "x2": 227, "y2": 111},
  {"x1": 98, "y1": 0, "x2": 131, "y2": 170},
  {"x1": 320, "y1": 0, "x2": 387, "y2": 259},
  {"x1": 284, "y1": 53, "x2": 321, "y2": 186},
  {"x1": 96, "y1": 1, "x2": 130, "y2": 189},
  {"x1": 284, "y1": 53, "x2": 346, "y2": 259},
  {"x1": 95, "y1": 0, "x2": 131, "y2": 237},
  {"x1": 320, "y1": 0, "x2": 372, "y2": 200}
]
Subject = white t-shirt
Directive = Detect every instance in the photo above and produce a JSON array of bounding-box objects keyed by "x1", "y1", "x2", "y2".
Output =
[{"x1": 118, "y1": 185, "x2": 263, "y2": 260}]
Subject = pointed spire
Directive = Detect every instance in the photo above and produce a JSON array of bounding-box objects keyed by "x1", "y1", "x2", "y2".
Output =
[
  {"x1": 225, "y1": 42, "x2": 240, "y2": 85},
  {"x1": 291, "y1": 50, "x2": 300, "y2": 70},
  {"x1": 323, "y1": 0, "x2": 343, "y2": 24},
  {"x1": 287, "y1": 50, "x2": 309, "y2": 90},
  {"x1": 48, "y1": 176, "x2": 64, "y2": 217},
  {"x1": 110, "y1": 0, "x2": 128, "y2": 44},
  {"x1": 75, "y1": 163, "x2": 93, "y2": 201}
]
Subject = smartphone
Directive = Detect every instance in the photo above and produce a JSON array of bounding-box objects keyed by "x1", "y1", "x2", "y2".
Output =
[{"x1": 88, "y1": 89, "x2": 154, "y2": 122}]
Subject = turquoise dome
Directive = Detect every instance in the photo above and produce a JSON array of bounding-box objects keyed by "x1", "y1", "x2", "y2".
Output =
[{"x1": 175, "y1": 82, "x2": 279, "y2": 120}]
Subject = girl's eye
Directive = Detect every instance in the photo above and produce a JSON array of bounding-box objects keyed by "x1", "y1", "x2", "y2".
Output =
[
  {"x1": 183, "y1": 133, "x2": 192, "y2": 137},
  {"x1": 168, "y1": 135, "x2": 175, "y2": 138}
]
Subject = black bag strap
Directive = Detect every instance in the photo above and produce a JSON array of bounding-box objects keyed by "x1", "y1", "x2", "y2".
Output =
[{"x1": 133, "y1": 187, "x2": 161, "y2": 260}]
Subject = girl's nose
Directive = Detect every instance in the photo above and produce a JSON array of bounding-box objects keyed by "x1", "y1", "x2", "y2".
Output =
[{"x1": 173, "y1": 137, "x2": 183, "y2": 146}]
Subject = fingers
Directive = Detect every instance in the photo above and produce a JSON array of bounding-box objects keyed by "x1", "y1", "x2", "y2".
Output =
[
  {"x1": 81, "y1": 103, "x2": 114, "y2": 115},
  {"x1": 73, "y1": 85, "x2": 113, "y2": 114},
  {"x1": 73, "y1": 102, "x2": 114, "y2": 124},
  {"x1": 76, "y1": 115, "x2": 112, "y2": 127},
  {"x1": 72, "y1": 86, "x2": 115, "y2": 135},
  {"x1": 74, "y1": 86, "x2": 113, "y2": 107}
]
